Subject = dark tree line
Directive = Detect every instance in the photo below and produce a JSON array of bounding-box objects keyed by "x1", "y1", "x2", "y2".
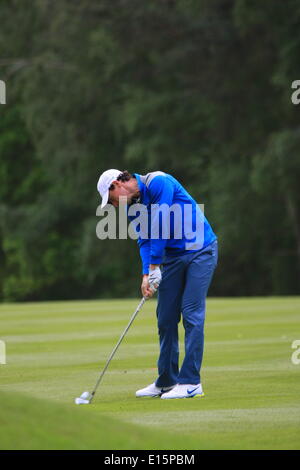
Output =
[{"x1": 0, "y1": 0, "x2": 299, "y2": 301}]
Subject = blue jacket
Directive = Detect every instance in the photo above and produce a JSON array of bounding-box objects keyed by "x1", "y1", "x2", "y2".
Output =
[{"x1": 129, "y1": 172, "x2": 217, "y2": 275}]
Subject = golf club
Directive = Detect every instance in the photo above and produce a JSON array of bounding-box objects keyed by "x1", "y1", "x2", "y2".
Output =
[{"x1": 75, "y1": 294, "x2": 150, "y2": 405}]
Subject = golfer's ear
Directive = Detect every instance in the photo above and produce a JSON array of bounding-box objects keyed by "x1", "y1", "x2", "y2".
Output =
[{"x1": 109, "y1": 181, "x2": 118, "y2": 191}]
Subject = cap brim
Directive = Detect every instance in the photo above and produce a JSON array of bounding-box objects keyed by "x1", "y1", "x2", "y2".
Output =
[{"x1": 100, "y1": 190, "x2": 109, "y2": 208}]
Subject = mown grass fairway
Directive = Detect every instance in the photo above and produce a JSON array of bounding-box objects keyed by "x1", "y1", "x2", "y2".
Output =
[{"x1": 0, "y1": 297, "x2": 299, "y2": 449}]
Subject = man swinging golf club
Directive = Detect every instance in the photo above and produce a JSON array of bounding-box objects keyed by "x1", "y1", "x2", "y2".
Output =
[{"x1": 97, "y1": 169, "x2": 218, "y2": 399}]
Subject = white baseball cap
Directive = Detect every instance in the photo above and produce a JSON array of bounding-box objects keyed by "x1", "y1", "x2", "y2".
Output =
[{"x1": 97, "y1": 169, "x2": 122, "y2": 208}]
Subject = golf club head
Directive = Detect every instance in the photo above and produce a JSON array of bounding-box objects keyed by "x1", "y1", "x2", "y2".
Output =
[
  {"x1": 74, "y1": 391, "x2": 92, "y2": 405},
  {"x1": 75, "y1": 397, "x2": 90, "y2": 405}
]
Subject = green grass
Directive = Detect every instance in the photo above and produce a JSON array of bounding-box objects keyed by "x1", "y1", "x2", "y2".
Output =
[{"x1": 0, "y1": 297, "x2": 299, "y2": 449}]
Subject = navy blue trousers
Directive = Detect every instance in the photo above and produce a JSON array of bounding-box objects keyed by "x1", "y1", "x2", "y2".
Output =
[{"x1": 155, "y1": 240, "x2": 218, "y2": 387}]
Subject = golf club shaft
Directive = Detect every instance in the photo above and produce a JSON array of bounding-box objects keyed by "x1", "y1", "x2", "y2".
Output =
[{"x1": 89, "y1": 296, "x2": 147, "y2": 402}]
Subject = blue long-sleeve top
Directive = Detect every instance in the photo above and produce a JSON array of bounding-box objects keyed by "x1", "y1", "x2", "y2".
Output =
[{"x1": 128, "y1": 172, "x2": 217, "y2": 275}]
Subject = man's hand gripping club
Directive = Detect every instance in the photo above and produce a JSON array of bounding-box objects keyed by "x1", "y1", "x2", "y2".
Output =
[{"x1": 141, "y1": 264, "x2": 162, "y2": 299}]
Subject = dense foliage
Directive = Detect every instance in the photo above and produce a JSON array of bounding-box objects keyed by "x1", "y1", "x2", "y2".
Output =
[{"x1": 0, "y1": 0, "x2": 299, "y2": 300}]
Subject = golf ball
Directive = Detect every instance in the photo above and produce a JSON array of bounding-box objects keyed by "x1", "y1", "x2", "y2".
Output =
[{"x1": 81, "y1": 391, "x2": 90, "y2": 399}]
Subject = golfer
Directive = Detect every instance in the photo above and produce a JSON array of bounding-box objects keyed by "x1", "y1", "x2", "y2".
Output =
[{"x1": 97, "y1": 169, "x2": 218, "y2": 399}]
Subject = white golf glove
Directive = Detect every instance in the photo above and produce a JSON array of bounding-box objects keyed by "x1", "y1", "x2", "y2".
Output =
[{"x1": 148, "y1": 266, "x2": 162, "y2": 292}]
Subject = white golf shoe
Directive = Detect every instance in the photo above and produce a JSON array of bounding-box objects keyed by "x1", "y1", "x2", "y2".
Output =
[
  {"x1": 136, "y1": 382, "x2": 175, "y2": 398},
  {"x1": 160, "y1": 383, "x2": 204, "y2": 399}
]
